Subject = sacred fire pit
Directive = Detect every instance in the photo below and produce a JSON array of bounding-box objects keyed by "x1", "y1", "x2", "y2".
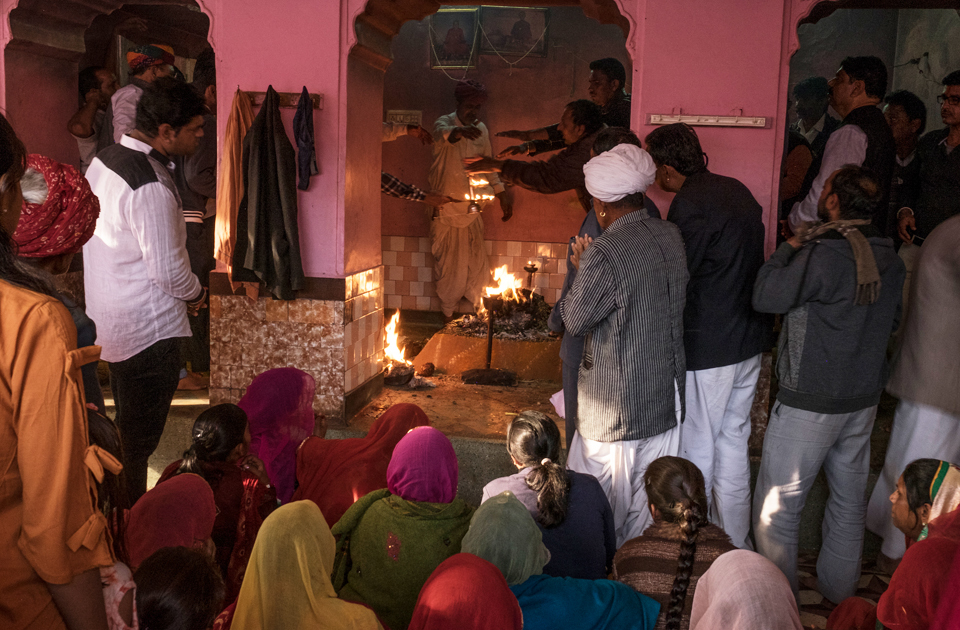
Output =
[{"x1": 413, "y1": 265, "x2": 561, "y2": 383}]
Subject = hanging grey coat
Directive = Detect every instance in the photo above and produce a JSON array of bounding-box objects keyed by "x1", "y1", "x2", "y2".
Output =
[{"x1": 232, "y1": 86, "x2": 305, "y2": 300}]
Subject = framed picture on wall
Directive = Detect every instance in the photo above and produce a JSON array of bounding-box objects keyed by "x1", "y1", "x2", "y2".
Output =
[
  {"x1": 478, "y1": 6, "x2": 548, "y2": 58},
  {"x1": 430, "y1": 7, "x2": 479, "y2": 69}
]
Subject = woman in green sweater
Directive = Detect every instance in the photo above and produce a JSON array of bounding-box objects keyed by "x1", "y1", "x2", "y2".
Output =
[{"x1": 332, "y1": 426, "x2": 474, "y2": 630}]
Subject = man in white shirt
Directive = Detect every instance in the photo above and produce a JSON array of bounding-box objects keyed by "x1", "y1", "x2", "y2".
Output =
[
  {"x1": 787, "y1": 57, "x2": 896, "y2": 235},
  {"x1": 84, "y1": 77, "x2": 207, "y2": 501},
  {"x1": 428, "y1": 80, "x2": 511, "y2": 321}
]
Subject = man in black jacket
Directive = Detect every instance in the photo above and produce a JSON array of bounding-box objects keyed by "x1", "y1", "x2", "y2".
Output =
[
  {"x1": 645, "y1": 123, "x2": 768, "y2": 551},
  {"x1": 464, "y1": 100, "x2": 602, "y2": 212},
  {"x1": 496, "y1": 57, "x2": 630, "y2": 157},
  {"x1": 787, "y1": 56, "x2": 896, "y2": 235}
]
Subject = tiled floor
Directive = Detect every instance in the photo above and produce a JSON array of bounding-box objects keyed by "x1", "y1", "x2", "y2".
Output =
[{"x1": 796, "y1": 553, "x2": 890, "y2": 629}]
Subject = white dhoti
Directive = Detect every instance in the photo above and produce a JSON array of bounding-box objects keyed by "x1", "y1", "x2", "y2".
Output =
[
  {"x1": 866, "y1": 398, "x2": 960, "y2": 559},
  {"x1": 430, "y1": 204, "x2": 488, "y2": 317},
  {"x1": 568, "y1": 382, "x2": 683, "y2": 547},
  {"x1": 680, "y1": 353, "x2": 762, "y2": 549}
]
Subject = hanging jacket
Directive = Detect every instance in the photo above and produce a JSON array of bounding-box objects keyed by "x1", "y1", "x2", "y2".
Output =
[
  {"x1": 232, "y1": 86, "x2": 305, "y2": 300},
  {"x1": 215, "y1": 89, "x2": 255, "y2": 271},
  {"x1": 292, "y1": 86, "x2": 318, "y2": 191}
]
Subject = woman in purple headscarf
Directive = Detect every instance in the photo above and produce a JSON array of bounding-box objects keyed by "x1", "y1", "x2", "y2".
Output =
[
  {"x1": 330, "y1": 427, "x2": 475, "y2": 630},
  {"x1": 237, "y1": 367, "x2": 316, "y2": 504}
]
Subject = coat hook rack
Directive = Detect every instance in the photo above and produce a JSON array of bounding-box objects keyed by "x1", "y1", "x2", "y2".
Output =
[{"x1": 243, "y1": 90, "x2": 323, "y2": 110}]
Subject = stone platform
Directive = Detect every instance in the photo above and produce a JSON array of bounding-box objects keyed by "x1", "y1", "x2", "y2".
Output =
[{"x1": 413, "y1": 331, "x2": 562, "y2": 382}]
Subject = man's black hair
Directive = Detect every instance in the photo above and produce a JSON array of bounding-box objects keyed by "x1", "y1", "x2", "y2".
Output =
[
  {"x1": 135, "y1": 76, "x2": 207, "y2": 137},
  {"x1": 793, "y1": 76, "x2": 830, "y2": 101},
  {"x1": 78, "y1": 66, "x2": 104, "y2": 102},
  {"x1": 593, "y1": 127, "x2": 641, "y2": 155},
  {"x1": 589, "y1": 58, "x2": 626, "y2": 87},
  {"x1": 830, "y1": 164, "x2": 882, "y2": 221},
  {"x1": 943, "y1": 70, "x2": 960, "y2": 87},
  {"x1": 839, "y1": 56, "x2": 888, "y2": 100},
  {"x1": 565, "y1": 99, "x2": 603, "y2": 136},
  {"x1": 644, "y1": 123, "x2": 707, "y2": 177},
  {"x1": 884, "y1": 90, "x2": 927, "y2": 136},
  {"x1": 192, "y1": 48, "x2": 216, "y2": 96}
]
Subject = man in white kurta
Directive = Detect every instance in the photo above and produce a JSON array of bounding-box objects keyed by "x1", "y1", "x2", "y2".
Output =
[{"x1": 428, "y1": 80, "x2": 511, "y2": 319}]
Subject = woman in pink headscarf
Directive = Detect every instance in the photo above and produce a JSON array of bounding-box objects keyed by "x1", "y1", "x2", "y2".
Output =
[
  {"x1": 291, "y1": 402, "x2": 431, "y2": 527},
  {"x1": 237, "y1": 367, "x2": 316, "y2": 504},
  {"x1": 330, "y1": 427, "x2": 474, "y2": 630}
]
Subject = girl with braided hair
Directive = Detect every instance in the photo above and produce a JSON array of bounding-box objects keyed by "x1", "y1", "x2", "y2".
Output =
[
  {"x1": 482, "y1": 411, "x2": 616, "y2": 579},
  {"x1": 157, "y1": 403, "x2": 277, "y2": 602},
  {"x1": 613, "y1": 457, "x2": 735, "y2": 630}
]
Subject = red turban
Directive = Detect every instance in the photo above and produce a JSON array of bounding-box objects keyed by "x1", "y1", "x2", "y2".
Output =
[
  {"x1": 126, "y1": 44, "x2": 176, "y2": 73},
  {"x1": 454, "y1": 79, "x2": 488, "y2": 104},
  {"x1": 12, "y1": 154, "x2": 100, "y2": 258}
]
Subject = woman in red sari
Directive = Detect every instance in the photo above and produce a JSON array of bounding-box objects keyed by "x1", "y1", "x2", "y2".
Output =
[
  {"x1": 291, "y1": 402, "x2": 430, "y2": 527},
  {"x1": 409, "y1": 553, "x2": 522, "y2": 630},
  {"x1": 158, "y1": 403, "x2": 277, "y2": 603},
  {"x1": 828, "y1": 459, "x2": 960, "y2": 630}
]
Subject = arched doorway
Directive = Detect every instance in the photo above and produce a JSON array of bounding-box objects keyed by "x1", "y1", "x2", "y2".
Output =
[
  {"x1": 338, "y1": 0, "x2": 635, "y2": 397},
  {"x1": 2, "y1": 0, "x2": 214, "y2": 166}
]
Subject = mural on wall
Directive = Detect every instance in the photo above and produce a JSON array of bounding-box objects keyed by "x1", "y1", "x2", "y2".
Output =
[
  {"x1": 479, "y1": 6, "x2": 548, "y2": 59},
  {"x1": 429, "y1": 7, "x2": 479, "y2": 70}
]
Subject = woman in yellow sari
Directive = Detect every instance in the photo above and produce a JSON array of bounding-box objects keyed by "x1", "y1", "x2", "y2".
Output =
[{"x1": 231, "y1": 501, "x2": 382, "y2": 630}]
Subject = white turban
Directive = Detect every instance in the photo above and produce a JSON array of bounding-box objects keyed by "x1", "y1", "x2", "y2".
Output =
[{"x1": 583, "y1": 144, "x2": 657, "y2": 202}]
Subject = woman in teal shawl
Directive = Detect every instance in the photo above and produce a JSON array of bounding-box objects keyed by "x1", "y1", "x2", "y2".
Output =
[
  {"x1": 461, "y1": 491, "x2": 660, "y2": 630},
  {"x1": 332, "y1": 426, "x2": 474, "y2": 630}
]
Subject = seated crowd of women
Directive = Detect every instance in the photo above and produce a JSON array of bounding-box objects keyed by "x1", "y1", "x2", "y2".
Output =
[{"x1": 3, "y1": 111, "x2": 957, "y2": 630}]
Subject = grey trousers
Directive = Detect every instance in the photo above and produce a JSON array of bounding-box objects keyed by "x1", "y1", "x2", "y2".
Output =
[{"x1": 753, "y1": 401, "x2": 876, "y2": 604}]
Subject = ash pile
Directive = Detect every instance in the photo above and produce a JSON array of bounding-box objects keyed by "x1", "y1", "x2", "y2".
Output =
[{"x1": 448, "y1": 289, "x2": 554, "y2": 341}]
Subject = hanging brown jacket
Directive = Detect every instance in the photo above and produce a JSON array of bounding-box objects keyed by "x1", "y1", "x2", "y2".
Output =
[{"x1": 232, "y1": 86, "x2": 305, "y2": 300}]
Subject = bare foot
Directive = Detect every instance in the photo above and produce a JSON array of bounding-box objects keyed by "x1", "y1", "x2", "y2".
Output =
[{"x1": 178, "y1": 371, "x2": 209, "y2": 391}]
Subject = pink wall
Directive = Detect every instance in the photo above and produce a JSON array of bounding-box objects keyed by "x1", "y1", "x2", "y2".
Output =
[
  {"x1": 381, "y1": 7, "x2": 629, "y2": 243},
  {"x1": 633, "y1": 0, "x2": 789, "y2": 250},
  {"x1": 205, "y1": 0, "x2": 344, "y2": 278},
  {"x1": 4, "y1": 48, "x2": 81, "y2": 166},
  {"x1": 0, "y1": 0, "x2": 832, "y2": 278}
]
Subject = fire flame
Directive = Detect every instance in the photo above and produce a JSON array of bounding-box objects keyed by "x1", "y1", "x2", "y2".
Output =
[
  {"x1": 384, "y1": 311, "x2": 411, "y2": 365},
  {"x1": 484, "y1": 265, "x2": 525, "y2": 300},
  {"x1": 466, "y1": 177, "x2": 495, "y2": 202}
]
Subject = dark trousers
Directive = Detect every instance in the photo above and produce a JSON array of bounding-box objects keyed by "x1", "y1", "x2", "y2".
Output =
[
  {"x1": 109, "y1": 337, "x2": 182, "y2": 503},
  {"x1": 182, "y1": 219, "x2": 214, "y2": 372},
  {"x1": 562, "y1": 359, "x2": 579, "y2": 451}
]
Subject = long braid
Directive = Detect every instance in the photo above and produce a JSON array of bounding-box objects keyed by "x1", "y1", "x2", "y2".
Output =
[
  {"x1": 665, "y1": 501, "x2": 702, "y2": 630},
  {"x1": 643, "y1": 456, "x2": 710, "y2": 630}
]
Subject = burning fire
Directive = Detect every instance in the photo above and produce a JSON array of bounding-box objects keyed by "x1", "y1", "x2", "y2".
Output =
[
  {"x1": 479, "y1": 265, "x2": 526, "y2": 311},
  {"x1": 466, "y1": 177, "x2": 495, "y2": 202},
  {"x1": 384, "y1": 311, "x2": 411, "y2": 365}
]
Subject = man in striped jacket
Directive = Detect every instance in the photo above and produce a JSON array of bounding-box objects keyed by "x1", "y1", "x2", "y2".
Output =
[{"x1": 561, "y1": 143, "x2": 689, "y2": 547}]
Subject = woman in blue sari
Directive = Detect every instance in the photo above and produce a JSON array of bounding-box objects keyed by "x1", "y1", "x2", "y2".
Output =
[{"x1": 461, "y1": 491, "x2": 660, "y2": 630}]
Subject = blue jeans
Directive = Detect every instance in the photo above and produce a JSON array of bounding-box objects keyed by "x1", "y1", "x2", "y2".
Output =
[{"x1": 753, "y1": 401, "x2": 876, "y2": 604}]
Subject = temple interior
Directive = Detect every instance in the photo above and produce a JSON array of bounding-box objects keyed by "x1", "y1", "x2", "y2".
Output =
[{"x1": 2, "y1": 0, "x2": 959, "y2": 626}]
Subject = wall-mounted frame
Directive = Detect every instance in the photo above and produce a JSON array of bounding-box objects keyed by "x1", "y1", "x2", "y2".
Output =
[
  {"x1": 478, "y1": 6, "x2": 548, "y2": 58},
  {"x1": 429, "y1": 7, "x2": 479, "y2": 70}
]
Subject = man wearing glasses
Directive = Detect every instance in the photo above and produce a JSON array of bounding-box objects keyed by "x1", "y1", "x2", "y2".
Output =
[{"x1": 894, "y1": 70, "x2": 960, "y2": 261}]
